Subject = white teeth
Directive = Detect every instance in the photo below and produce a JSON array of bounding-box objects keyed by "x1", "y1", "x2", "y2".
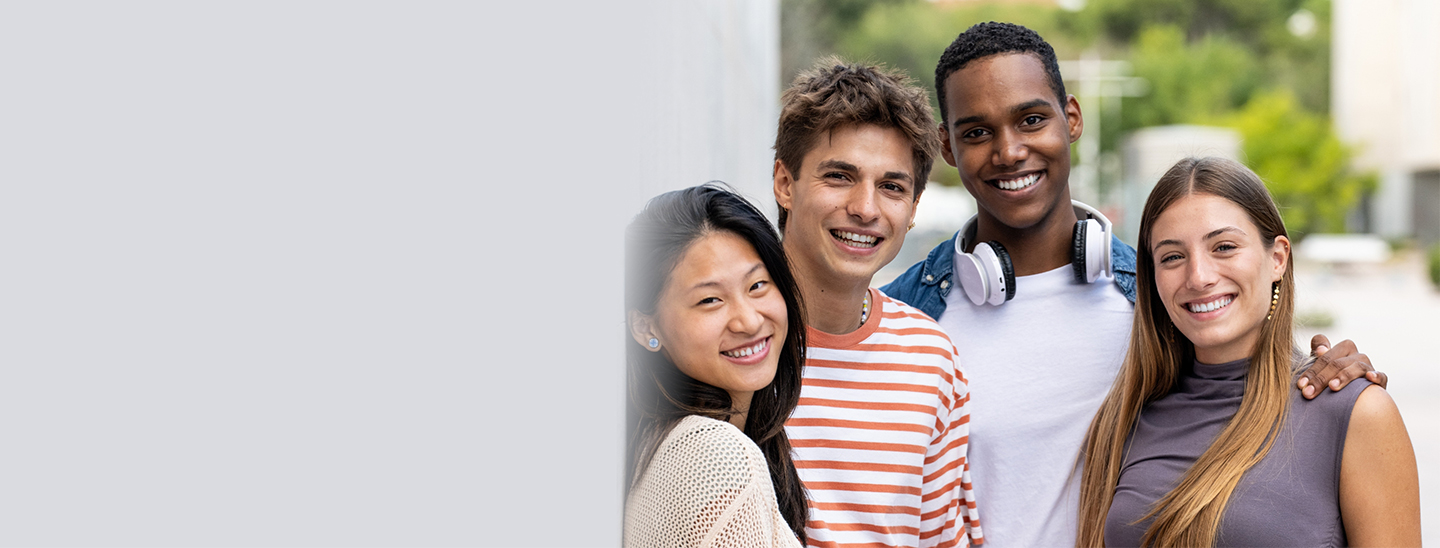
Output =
[
  {"x1": 1188, "y1": 296, "x2": 1233, "y2": 313},
  {"x1": 995, "y1": 172, "x2": 1040, "y2": 191},
  {"x1": 723, "y1": 339, "x2": 767, "y2": 358},
  {"x1": 832, "y1": 230, "x2": 878, "y2": 248}
]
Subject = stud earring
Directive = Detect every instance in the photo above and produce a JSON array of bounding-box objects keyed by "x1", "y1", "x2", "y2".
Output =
[
  {"x1": 1266, "y1": 282, "x2": 1280, "y2": 321},
  {"x1": 648, "y1": 337, "x2": 660, "y2": 349},
  {"x1": 907, "y1": 220, "x2": 916, "y2": 231}
]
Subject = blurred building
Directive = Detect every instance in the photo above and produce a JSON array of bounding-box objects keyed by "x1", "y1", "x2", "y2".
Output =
[
  {"x1": 1333, "y1": 0, "x2": 1440, "y2": 244},
  {"x1": 1118, "y1": 126, "x2": 1241, "y2": 244}
]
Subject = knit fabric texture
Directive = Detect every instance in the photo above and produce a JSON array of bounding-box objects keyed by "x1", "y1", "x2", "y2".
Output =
[{"x1": 625, "y1": 415, "x2": 804, "y2": 548}]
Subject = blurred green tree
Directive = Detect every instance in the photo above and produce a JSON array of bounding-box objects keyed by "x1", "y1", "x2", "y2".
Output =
[
  {"x1": 781, "y1": 0, "x2": 916, "y2": 85},
  {"x1": 1123, "y1": 25, "x2": 1260, "y2": 130},
  {"x1": 1230, "y1": 90, "x2": 1376, "y2": 237},
  {"x1": 1087, "y1": 0, "x2": 1332, "y2": 114}
]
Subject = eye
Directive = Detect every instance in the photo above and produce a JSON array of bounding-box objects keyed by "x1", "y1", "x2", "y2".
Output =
[
  {"x1": 697, "y1": 296, "x2": 721, "y2": 306},
  {"x1": 961, "y1": 127, "x2": 989, "y2": 140},
  {"x1": 1215, "y1": 243, "x2": 1238, "y2": 252},
  {"x1": 1021, "y1": 114, "x2": 1044, "y2": 126},
  {"x1": 1159, "y1": 253, "x2": 1182, "y2": 264},
  {"x1": 749, "y1": 280, "x2": 769, "y2": 292},
  {"x1": 824, "y1": 171, "x2": 851, "y2": 181},
  {"x1": 880, "y1": 181, "x2": 906, "y2": 193}
]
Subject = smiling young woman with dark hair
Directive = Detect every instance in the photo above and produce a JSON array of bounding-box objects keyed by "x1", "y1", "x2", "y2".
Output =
[
  {"x1": 623, "y1": 184, "x2": 808, "y2": 547},
  {"x1": 1076, "y1": 157, "x2": 1419, "y2": 547}
]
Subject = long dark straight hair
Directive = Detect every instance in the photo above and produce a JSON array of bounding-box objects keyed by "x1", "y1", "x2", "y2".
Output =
[{"x1": 624, "y1": 183, "x2": 808, "y2": 541}]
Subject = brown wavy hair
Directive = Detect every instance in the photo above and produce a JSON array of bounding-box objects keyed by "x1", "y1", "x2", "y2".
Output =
[
  {"x1": 1076, "y1": 157, "x2": 1297, "y2": 547},
  {"x1": 773, "y1": 57, "x2": 938, "y2": 231}
]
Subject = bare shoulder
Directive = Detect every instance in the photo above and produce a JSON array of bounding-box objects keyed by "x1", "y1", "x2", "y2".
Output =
[
  {"x1": 1347, "y1": 385, "x2": 1404, "y2": 435},
  {"x1": 1339, "y1": 386, "x2": 1421, "y2": 546}
]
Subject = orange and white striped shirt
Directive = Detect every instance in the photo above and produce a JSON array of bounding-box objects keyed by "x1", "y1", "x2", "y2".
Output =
[{"x1": 786, "y1": 288, "x2": 982, "y2": 548}]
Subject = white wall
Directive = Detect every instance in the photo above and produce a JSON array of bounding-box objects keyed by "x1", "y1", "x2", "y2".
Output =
[
  {"x1": 0, "y1": 1, "x2": 778, "y2": 545},
  {"x1": 634, "y1": 1, "x2": 781, "y2": 216}
]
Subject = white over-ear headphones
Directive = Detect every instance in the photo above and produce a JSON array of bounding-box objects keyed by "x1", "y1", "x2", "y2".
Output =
[{"x1": 955, "y1": 200, "x2": 1114, "y2": 306}]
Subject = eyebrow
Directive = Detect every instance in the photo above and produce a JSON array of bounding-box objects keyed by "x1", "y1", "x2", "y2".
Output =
[
  {"x1": 1151, "y1": 226, "x2": 1248, "y2": 252},
  {"x1": 815, "y1": 159, "x2": 858, "y2": 173},
  {"x1": 815, "y1": 159, "x2": 913, "y2": 183},
  {"x1": 689, "y1": 262, "x2": 766, "y2": 291},
  {"x1": 951, "y1": 98, "x2": 1055, "y2": 128}
]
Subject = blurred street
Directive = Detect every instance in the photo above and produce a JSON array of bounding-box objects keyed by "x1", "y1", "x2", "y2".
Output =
[{"x1": 1294, "y1": 249, "x2": 1440, "y2": 545}]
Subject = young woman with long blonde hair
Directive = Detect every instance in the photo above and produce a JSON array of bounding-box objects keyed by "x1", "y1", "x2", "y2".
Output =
[{"x1": 1076, "y1": 157, "x2": 1419, "y2": 546}]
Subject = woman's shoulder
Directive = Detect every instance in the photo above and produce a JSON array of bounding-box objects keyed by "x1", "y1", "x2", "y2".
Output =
[
  {"x1": 1346, "y1": 384, "x2": 1403, "y2": 434},
  {"x1": 1293, "y1": 375, "x2": 1374, "y2": 411},
  {"x1": 627, "y1": 416, "x2": 783, "y2": 547},
  {"x1": 664, "y1": 415, "x2": 758, "y2": 449},
  {"x1": 650, "y1": 415, "x2": 766, "y2": 481}
]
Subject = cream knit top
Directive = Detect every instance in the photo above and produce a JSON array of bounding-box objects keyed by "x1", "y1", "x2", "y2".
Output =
[{"x1": 624, "y1": 415, "x2": 803, "y2": 548}]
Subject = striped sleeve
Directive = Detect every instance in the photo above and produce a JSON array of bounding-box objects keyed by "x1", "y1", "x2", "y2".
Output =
[
  {"x1": 789, "y1": 290, "x2": 982, "y2": 548},
  {"x1": 917, "y1": 338, "x2": 981, "y2": 547}
]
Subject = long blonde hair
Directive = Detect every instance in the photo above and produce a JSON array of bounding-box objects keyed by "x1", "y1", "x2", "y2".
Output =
[{"x1": 1076, "y1": 157, "x2": 1297, "y2": 547}]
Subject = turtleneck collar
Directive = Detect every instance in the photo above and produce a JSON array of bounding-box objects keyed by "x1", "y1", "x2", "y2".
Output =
[
  {"x1": 1190, "y1": 357, "x2": 1250, "y2": 381},
  {"x1": 1174, "y1": 357, "x2": 1249, "y2": 400}
]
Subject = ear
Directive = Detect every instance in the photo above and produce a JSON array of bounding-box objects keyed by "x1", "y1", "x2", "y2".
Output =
[
  {"x1": 1064, "y1": 94, "x2": 1084, "y2": 143},
  {"x1": 938, "y1": 123, "x2": 959, "y2": 168},
  {"x1": 908, "y1": 192, "x2": 923, "y2": 230},
  {"x1": 1270, "y1": 235, "x2": 1291, "y2": 281},
  {"x1": 628, "y1": 310, "x2": 661, "y2": 352},
  {"x1": 773, "y1": 158, "x2": 796, "y2": 211}
]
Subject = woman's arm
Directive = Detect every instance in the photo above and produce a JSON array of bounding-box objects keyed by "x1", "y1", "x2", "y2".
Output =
[{"x1": 1338, "y1": 385, "x2": 1420, "y2": 547}]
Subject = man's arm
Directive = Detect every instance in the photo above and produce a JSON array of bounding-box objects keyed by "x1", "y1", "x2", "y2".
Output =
[
  {"x1": 1297, "y1": 334, "x2": 1388, "y2": 399},
  {"x1": 920, "y1": 346, "x2": 982, "y2": 547}
]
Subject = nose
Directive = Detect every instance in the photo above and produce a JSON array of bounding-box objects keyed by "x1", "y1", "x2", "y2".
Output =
[
  {"x1": 845, "y1": 184, "x2": 880, "y2": 223},
  {"x1": 729, "y1": 295, "x2": 765, "y2": 335},
  {"x1": 1185, "y1": 252, "x2": 1220, "y2": 290},
  {"x1": 991, "y1": 128, "x2": 1028, "y2": 167}
]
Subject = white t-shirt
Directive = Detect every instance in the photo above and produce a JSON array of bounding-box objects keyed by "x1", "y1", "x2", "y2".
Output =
[{"x1": 935, "y1": 263, "x2": 1133, "y2": 548}]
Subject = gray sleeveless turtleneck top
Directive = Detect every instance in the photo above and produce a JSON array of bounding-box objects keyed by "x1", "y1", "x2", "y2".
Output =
[{"x1": 1104, "y1": 358, "x2": 1372, "y2": 547}]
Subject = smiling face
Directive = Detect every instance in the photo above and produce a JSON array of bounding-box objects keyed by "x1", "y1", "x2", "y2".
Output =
[
  {"x1": 635, "y1": 230, "x2": 788, "y2": 410},
  {"x1": 774, "y1": 123, "x2": 918, "y2": 288},
  {"x1": 939, "y1": 53, "x2": 1082, "y2": 235},
  {"x1": 1150, "y1": 193, "x2": 1289, "y2": 364}
]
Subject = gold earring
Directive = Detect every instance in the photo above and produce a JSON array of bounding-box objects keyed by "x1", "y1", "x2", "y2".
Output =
[
  {"x1": 907, "y1": 220, "x2": 916, "y2": 231},
  {"x1": 1266, "y1": 282, "x2": 1280, "y2": 321}
]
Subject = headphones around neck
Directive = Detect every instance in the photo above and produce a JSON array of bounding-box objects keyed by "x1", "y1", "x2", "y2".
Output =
[{"x1": 954, "y1": 200, "x2": 1113, "y2": 306}]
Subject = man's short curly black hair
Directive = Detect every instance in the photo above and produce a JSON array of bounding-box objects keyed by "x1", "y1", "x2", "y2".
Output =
[{"x1": 934, "y1": 22, "x2": 1067, "y2": 124}]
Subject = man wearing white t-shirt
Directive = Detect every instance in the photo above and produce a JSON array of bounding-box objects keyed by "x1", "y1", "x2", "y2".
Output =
[{"x1": 883, "y1": 22, "x2": 1383, "y2": 547}]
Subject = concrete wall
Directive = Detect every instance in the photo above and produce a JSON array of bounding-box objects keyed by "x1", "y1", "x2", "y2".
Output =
[{"x1": 1333, "y1": 0, "x2": 1440, "y2": 239}]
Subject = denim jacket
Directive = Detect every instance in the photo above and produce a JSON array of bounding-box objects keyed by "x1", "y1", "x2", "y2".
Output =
[{"x1": 881, "y1": 231, "x2": 1138, "y2": 320}]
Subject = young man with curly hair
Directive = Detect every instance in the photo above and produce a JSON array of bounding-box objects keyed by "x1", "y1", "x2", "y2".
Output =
[{"x1": 775, "y1": 58, "x2": 982, "y2": 547}]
